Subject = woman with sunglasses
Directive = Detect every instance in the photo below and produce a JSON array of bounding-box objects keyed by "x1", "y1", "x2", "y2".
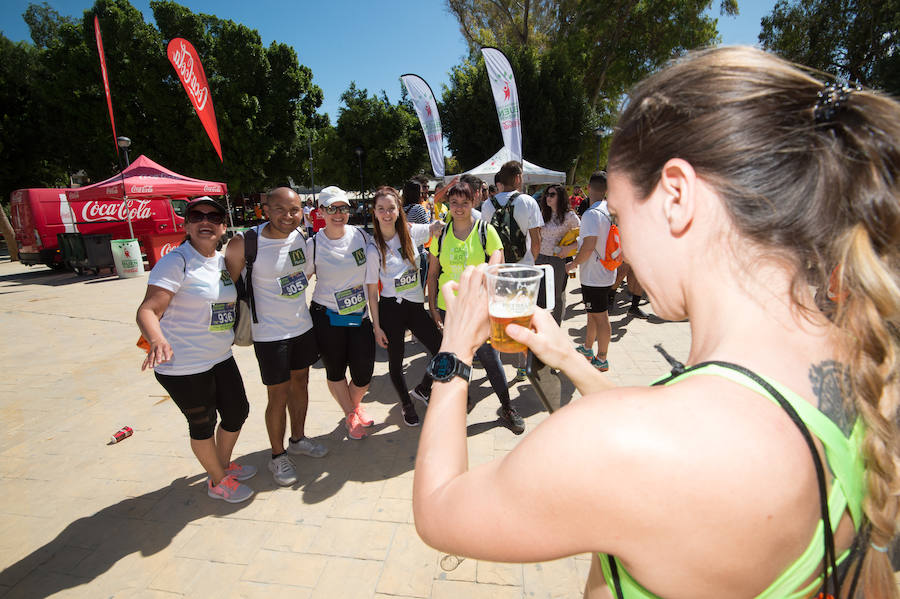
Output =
[
  {"x1": 367, "y1": 186, "x2": 443, "y2": 426},
  {"x1": 137, "y1": 197, "x2": 255, "y2": 504},
  {"x1": 309, "y1": 186, "x2": 379, "y2": 440},
  {"x1": 537, "y1": 184, "x2": 580, "y2": 325}
]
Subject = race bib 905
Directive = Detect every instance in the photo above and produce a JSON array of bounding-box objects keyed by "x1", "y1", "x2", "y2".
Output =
[{"x1": 278, "y1": 271, "x2": 309, "y2": 298}]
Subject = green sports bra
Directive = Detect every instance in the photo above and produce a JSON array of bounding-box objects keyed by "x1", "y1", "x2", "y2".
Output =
[{"x1": 599, "y1": 362, "x2": 866, "y2": 599}]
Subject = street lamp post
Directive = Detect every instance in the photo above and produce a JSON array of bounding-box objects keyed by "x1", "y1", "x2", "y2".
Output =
[
  {"x1": 354, "y1": 146, "x2": 365, "y2": 229},
  {"x1": 116, "y1": 136, "x2": 134, "y2": 238},
  {"x1": 593, "y1": 127, "x2": 603, "y2": 171}
]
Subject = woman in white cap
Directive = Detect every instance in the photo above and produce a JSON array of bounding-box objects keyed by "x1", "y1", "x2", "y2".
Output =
[
  {"x1": 137, "y1": 197, "x2": 255, "y2": 503},
  {"x1": 309, "y1": 186, "x2": 379, "y2": 440}
]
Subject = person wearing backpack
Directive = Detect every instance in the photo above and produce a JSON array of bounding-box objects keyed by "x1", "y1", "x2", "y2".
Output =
[
  {"x1": 566, "y1": 171, "x2": 617, "y2": 371},
  {"x1": 479, "y1": 161, "x2": 544, "y2": 265},
  {"x1": 427, "y1": 181, "x2": 525, "y2": 433},
  {"x1": 225, "y1": 187, "x2": 327, "y2": 487}
]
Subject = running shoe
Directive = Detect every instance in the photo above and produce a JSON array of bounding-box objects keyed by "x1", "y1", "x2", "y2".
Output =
[
  {"x1": 224, "y1": 461, "x2": 257, "y2": 481},
  {"x1": 512, "y1": 367, "x2": 527, "y2": 383},
  {"x1": 355, "y1": 405, "x2": 374, "y2": 427},
  {"x1": 575, "y1": 345, "x2": 594, "y2": 359},
  {"x1": 410, "y1": 384, "x2": 430, "y2": 407},
  {"x1": 628, "y1": 306, "x2": 648, "y2": 319},
  {"x1": 591, "y1": 356, "x2": 610, "y2": 372},
  {"x1": 288, "y1": 436, "x2": 329, "y2": 458},
  {"x1": 345, "y1": 412, "x2": 367, "y2": 440},
  {"x1": 268, "y1": 453, "x2": 298, "y2": 486},
  {"x1": 401, "y1": 402, "x2": 420, "y2": 427},
  {"x1": 207, "y1": 474, "x2": 254, "y2": 503},
  {"x1": 497, "y1": 406, "x2": 526, "y2": 434}
]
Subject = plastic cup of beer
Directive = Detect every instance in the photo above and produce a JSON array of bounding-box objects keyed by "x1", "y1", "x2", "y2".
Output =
[{"x1": 485, "y1": 264, "x2": 542, "y2": 353}]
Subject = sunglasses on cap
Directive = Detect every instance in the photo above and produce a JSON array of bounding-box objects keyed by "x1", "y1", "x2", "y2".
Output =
[
  {"x1": 324, "y1": 205, "x2": 351, "y2": 215},
  {"x1": 187, "y1": 211, "x2": 226, "y2": 224}
]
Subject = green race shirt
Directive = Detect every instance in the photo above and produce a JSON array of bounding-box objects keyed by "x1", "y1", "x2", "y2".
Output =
[{"x1": 429, "y1": 221, "x2": 502, "y2": 310}]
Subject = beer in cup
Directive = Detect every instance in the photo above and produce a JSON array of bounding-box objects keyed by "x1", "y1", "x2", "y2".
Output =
[{"x1": 485, "y1": 264, "x2": 542, "y2": 353}]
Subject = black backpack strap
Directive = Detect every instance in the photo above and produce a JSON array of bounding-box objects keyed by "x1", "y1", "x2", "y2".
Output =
[
  {"x1": 477, "y1": 219, "x2": 488, "y2": 261},
  {"x1": 606, "y1": 555, "x2": 626, "y2": 599},
  {"x1": 243, "y1": 228, "x2": 259, "y2": 323}
]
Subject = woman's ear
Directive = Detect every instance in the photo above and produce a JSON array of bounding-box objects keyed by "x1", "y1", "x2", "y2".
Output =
[{"x1": 656, "y1": 158, "x2": 697, "y2": 236}]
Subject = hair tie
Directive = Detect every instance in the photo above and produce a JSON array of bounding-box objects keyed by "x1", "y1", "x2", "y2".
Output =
[
  {"x1": 814, "y1": 82, "x2": 859, "y2": 123},
  {"x1": 870, "y1": 542, "x2": 889, "y2": 553}
]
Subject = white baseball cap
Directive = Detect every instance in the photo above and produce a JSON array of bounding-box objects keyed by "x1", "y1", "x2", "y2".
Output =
[{"x1": 318, "y1": 186, "x2": 350, "y2": 208}]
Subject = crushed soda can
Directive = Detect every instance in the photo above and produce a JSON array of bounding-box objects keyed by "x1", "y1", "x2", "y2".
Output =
[{"x1": 109, "y1": 426, "x2": 133, "y2": 444}]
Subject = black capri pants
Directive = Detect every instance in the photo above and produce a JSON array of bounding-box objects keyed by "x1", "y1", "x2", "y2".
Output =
[
  {"x1": 310, "y1": 302, "x2": 376, "y2": 386},
  {"x1": 154, "y1": 356, "x2": 250, "y2": 440},
  {"x1": 379, "y1": 296, "x2": 442, "y2": 402}
]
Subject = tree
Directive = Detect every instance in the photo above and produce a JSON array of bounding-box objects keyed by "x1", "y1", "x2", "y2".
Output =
[
  {"x1": 317, "y1": 82, "x2": 429, "y2": 190},
  {"x1": 760, "y1": 0, "x2": 900, "y2": 95}
]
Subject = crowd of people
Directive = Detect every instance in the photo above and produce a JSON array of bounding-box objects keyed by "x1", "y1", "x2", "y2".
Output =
[{"x1": 135, "y1": 45, "x2": 900, "y2": 599}]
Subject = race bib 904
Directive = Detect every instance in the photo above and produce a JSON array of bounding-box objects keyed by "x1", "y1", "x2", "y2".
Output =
[
  {"x1": 278, "y1": 270, "x2": 309, "y2": 298},
  {"x1": 209, "y1": 302, "x2": 236, "y2": 331},
  {"x1": 334, "y1": 285, "x2": 366, "y2": 315},
  {"x1": 394, "y1": 269, "x2": 418, "y2": 292}
]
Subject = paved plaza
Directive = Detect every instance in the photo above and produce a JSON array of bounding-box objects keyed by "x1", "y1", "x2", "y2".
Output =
[{"x1": 0, "y1": 252, "x2": 695, "y2": 598}]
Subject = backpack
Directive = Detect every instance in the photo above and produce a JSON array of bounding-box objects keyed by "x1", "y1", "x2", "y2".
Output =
[
  {"x1": 435, "y1": 219, "x2": 488, "y2": 261},
  {"x1": 488, "y1": 192, "x2": 526, "y2": 262},
  {"x1": 232, "y1": 228, "x2": 258, "y2": 346},
  {"x1": 596, "y1": 205, "x2": 623, "y2": 270}
]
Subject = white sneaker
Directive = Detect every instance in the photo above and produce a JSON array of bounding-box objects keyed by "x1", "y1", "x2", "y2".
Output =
[
  {"x1": 268, "y1": 453, "x2": 298, "y2": 486},
  {"x1": 287, "y1": 436, "x2": 328, "y2": 458}
]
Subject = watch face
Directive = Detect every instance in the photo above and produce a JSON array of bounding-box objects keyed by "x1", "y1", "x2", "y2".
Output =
[{"x1": 429, "y1": 353, "x2": 456, "y2": 380}]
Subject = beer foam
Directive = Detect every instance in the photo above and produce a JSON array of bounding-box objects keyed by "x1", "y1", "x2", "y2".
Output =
[{"x1": 489, "y1": 301, "x2": 534, "y2": 318}]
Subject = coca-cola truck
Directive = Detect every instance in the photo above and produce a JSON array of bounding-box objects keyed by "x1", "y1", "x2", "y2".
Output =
[{"x1": 10, "y1": 188, "x2": 186, "y2": 268}]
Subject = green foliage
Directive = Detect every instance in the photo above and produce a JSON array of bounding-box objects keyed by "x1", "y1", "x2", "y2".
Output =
[
  {"x1": 760, "y1": 0, "x2": 900, "y2": 95},
  {"x1": 315, "y1": 82, "x2": 429, "y2": 191},
  {"x1": 0, "y1": 0, "x2": 324, "y2": 201}
]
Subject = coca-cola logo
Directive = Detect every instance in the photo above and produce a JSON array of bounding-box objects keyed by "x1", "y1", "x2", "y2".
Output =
[
  {"x1": 171, "y1": 40, "x2": 209, "y2": 111},
  {"x1": 69, "y1": 191, "x2": 80, "y2": 200},
  {"x1": 130, "y1": 185, "x2": 154, "y2": 194},
  {"x1": 203, "y1": 185, "x2": 221, "y2": 193},
  {"x1": 160, "y1": 242, "x2": 178, "y2": 256},
  {"x1": 80, "y1": 199, "x2": 153, "y2": 222},
  {"x1": 106, "y1": 187, "x2": 118, "y2": 195}
]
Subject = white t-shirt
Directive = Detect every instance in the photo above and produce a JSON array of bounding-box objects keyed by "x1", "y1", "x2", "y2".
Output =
[
  {"x1": 578, "y1": 200, "x2": 617, "y2": 287},
  {"x1": 148, "y1": 242, "x2": 236, "y2": 375},
  {"x1": 243, "y1": 224, "x2": 314, "y2": 342},
  {"x1": 311, "y1": 226, "x2": 380, "y2": 314},
  {"x1": 480, "y1": 190, "x2": 544, "y2": 265},
  {"x1": 371, "y1": 223, "x2": 431, "y2": 303}
]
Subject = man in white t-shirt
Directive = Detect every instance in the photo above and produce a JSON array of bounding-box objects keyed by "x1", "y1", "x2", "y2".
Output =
[
  {"x1": 566, "y1": 171, "x2": 616, "y2": 372},
  {"x1": 480, "y1": 161, "x2": 543, "y2": 265},
  {"x1": 302, "y1": 199, "x2": 314, "y2": 238},
  {"x1": 225, "y1": 187, "x2": 327, "y2": 487}
]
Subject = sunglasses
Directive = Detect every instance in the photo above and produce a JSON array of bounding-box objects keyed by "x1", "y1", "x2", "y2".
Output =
[
  {"x1": 324, "y1": 205, "x2": 351, "y2": 215},
  {"x1": 546, "y1": 192, "x2": 558, "y2": 197},
  {"x1": 187, "y1": 211, "x2": 225, "y2": 224}
]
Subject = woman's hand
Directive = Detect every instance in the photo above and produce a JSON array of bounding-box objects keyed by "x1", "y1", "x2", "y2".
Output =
[
  {"x1": 430, "y1": 307, "x2": 444, "y2": 330},
  {"x1": 440, "y1": 265, "x2": 490, "y2": 363},
  {"x1": 374, "y1": 325, "x2": 388, "y2": 349},
  {"x1": 506, "y1": 308, "x2": 579, "y2": 370},
  {"x1": 429, "y1": 220, "x2": 444, "y2": 238},
  {"x1": 142, "y1": 338, "x2": 173, "y2": 371}
]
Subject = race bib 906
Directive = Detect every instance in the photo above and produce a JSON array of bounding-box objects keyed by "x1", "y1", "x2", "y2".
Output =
[
  {"x1": 334, "y1": 285, "x2": 366, "y2": 315},
  {"x1": 209, "y1": 302, "x2": 236, "y2": 331}
]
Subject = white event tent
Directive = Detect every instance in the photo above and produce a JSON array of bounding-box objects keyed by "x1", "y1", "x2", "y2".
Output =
[{"x1": 443, "y1": 146, "x2": 566, "y2": 186}]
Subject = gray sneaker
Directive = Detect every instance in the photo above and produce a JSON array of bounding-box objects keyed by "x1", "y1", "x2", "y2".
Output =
[
  {"x1": 207, "y1": 474, "x2": 254, "y2": 503},
  {"x1": 268, "y1": 453, "x2": 298, "y2": 486},
  {"x1": 288, "y1": 436, "x2": 328, "y2": 458}
]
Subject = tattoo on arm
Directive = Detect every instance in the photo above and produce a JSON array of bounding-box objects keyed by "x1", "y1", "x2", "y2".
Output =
[{"x1": 809, "y1": 360, "x2": 856, "y2": 436}]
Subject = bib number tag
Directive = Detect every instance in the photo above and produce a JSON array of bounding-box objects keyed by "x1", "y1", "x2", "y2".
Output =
[
  {"x1": 334, "y1": 285, "x2": 366, "y2": 315},
  {"x1": 278, "y1": 270, "x2": 309, "y2": 298},
  {"x1": 209, "y1": 302, "x2": 236, "y2": 331},
  {"x1": 394, "y1": 269, "x2": 418, "y2": 292}
]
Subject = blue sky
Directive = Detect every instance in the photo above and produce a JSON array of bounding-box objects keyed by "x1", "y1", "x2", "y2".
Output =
[{"x1": 1, "y1": 0, "x2": 778, "y2": 120}]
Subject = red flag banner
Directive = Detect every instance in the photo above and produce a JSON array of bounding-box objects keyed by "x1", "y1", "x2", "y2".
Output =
[
  {"x1": 167, "y1": 38, "x2": 223, "y2": 162},
  {"x1": 93, "y1": 15, "x2": 118, "y2": 156}
]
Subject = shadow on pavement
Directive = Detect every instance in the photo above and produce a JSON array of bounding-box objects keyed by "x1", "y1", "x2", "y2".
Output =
[{"x1": 0, "y1": 268, "x2": 121, "y2": 288}]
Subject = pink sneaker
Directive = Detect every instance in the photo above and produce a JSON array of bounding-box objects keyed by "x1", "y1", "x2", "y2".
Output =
[
  {"x1": 345, "y1": 412, "x2": 367, "y2": 440},
  {"x1": 355, "y1": 405, "x2": 374, "y2": 427},
  {"x1": 207, "y1": 474, "x2": 254, "y2": 503}
]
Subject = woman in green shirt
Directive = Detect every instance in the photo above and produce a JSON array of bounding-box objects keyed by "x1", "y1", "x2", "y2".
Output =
[{"x1": 426, "y1": 181, "x2": 525, "y2": 434}]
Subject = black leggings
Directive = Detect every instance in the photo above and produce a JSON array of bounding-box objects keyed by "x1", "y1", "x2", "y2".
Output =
[
  {"x1": 439, "y1": 309, "x2": 510, "y2": 408},
  {"x1": 536, "y1": 254, "x2": 569, "y2": 324},
  {"x1": 379, "y1": 297, "x2": 442, "y2": 403},
  {"x1": 155, "y1": 357, "x2": 249, "y2": 440},
  {"x1": 310, "y1": 302, "x2": 376, "y2": 386}
]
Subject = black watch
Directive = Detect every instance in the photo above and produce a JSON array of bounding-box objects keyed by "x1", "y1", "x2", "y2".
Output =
[{"x1": 426, "y1": 351, "x2": 472, "y2": 383}]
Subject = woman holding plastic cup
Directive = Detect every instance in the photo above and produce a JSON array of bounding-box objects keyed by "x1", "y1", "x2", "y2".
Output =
[
  {"x1": 426, "y1": 181, "x2": 525, "y2": 433},
  {"x1": 414, "y1": 47, "x2": 900, "y2": 598},
  {"x1": 137, "y1": 197, "x2": 255, "y2": 504}
]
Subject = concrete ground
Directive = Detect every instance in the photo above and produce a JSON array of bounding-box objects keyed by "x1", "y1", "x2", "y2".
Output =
[{"x1": 3, "y1": 249, "x2": 861, "y2": 598}]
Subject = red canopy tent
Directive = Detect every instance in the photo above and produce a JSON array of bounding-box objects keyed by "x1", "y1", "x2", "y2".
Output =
[{"x1": 67, "y1": 155, "x2": 227, "y2": 201}]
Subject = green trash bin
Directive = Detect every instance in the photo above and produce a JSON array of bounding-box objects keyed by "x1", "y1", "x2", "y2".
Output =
[{"x1": 57, "y1": 233, "x2": 88, "y2": 275}]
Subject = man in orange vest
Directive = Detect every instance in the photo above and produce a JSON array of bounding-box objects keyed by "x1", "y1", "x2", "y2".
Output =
[{"x1": 566, "y1": 171, "x2": 616, "y2": 371}]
